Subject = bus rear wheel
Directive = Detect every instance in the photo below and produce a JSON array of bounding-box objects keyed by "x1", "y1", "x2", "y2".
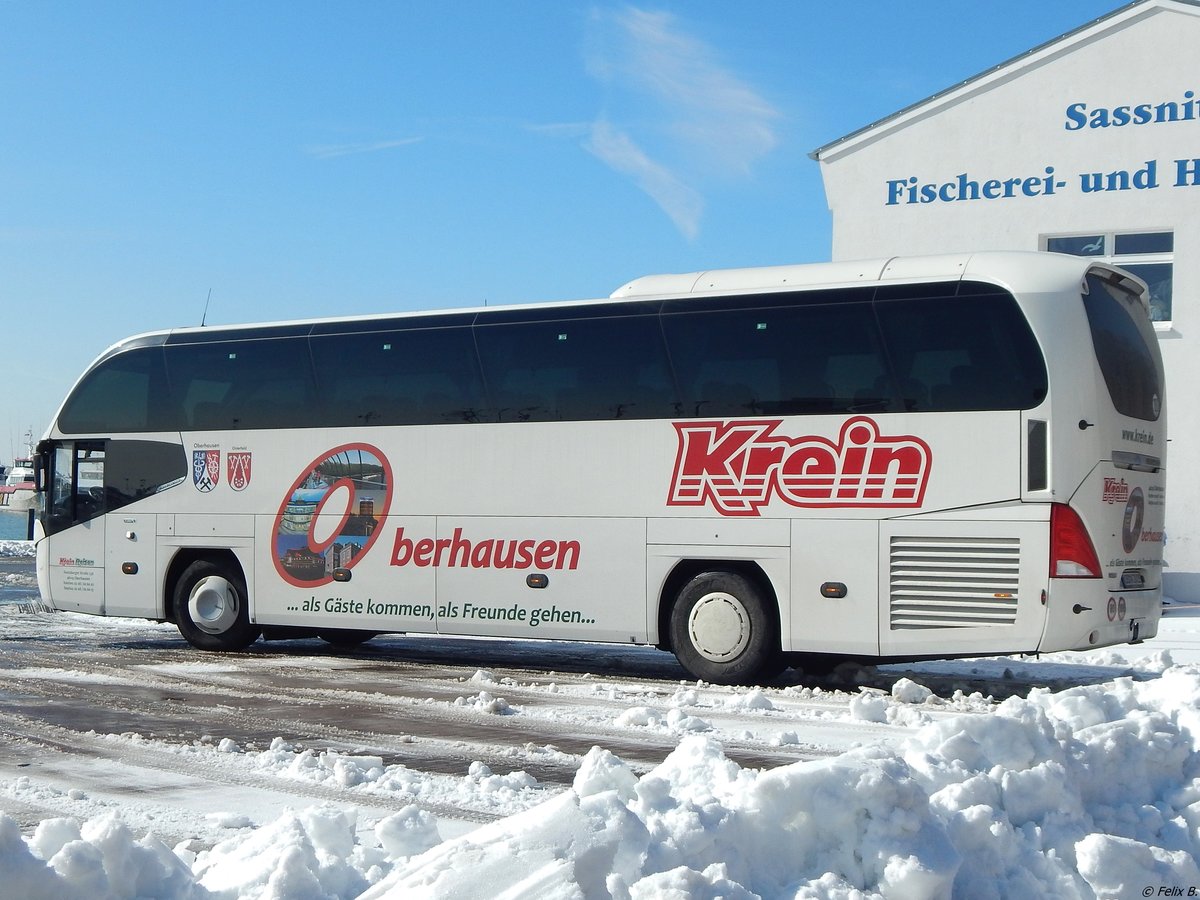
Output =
[
  {"x1": 669, "y1": 570, "x2": 779, "y2": 685},
  {"x1": 174, "y1": 560, "x2": 261, "y2": 651}
]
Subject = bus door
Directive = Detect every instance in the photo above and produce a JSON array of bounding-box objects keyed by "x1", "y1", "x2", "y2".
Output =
[
  {"x1": 104, "y1": 507, "x2": 158, "y2": 619},
  {"x1": 41, "y1": 439, "x2": 165, "y2": 617},
  {"x1": 42, "y1": 441, "x2": 107, "y2": 614}
]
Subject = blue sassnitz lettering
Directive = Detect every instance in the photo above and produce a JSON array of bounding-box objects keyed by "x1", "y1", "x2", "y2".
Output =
[{"x1": 1064, "y1": 90, "x2": 1198, "y2": 131}]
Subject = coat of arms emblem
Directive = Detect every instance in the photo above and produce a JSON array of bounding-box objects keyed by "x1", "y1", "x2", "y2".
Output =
[
  {"x1": 228, "y1": 452, "x2": 252, "y2": 492},
  {"x1": 193, "y1": 449, "x2": 220, "y2": 492}
]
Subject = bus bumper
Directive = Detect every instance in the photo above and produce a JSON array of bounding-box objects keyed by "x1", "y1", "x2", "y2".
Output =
[
  {"x1": 1039, "y1": 581, "x2": 1161, "y2": 652},
  {"x1": 35, "y1": 537, "x2": 53, "y2": 607}
]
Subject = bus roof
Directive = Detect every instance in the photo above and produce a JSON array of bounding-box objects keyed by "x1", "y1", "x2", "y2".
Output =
[
  {"x1": 100, "y1": 250, "x2": 1120, "y2": 358},
  {"x1": 609, "y1": 250, "x2": 1095, "y2": 299}
]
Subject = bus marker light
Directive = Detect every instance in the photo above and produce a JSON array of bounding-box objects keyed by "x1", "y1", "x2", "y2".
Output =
[
  {"x1": 527, "y1": 574, "x2": 549, "y2": 589},
  {"x1": 332, "y1": 568, "x2": 352, "y2": 583},
  {"x1": 820, "y1": 582, "x2": 847, "y2": 598},
  {"x1": 121, "y1": 562, "x2": 139, "y2": 575}
]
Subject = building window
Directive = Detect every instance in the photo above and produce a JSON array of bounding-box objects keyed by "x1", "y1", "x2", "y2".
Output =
[{"x1": 1043, "y1": 230, "x2": 1173, "y2": 324}]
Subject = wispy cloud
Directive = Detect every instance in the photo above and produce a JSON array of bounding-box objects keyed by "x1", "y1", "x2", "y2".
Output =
[
  {"x1": 585, "y1": 119, "x2": 703, "y2": 239},
  {"x1": 305, "y1": 137, "x2": 424, "y2": 160},
  {"x1": 582, "y1": 7, "x2": 778, "y2": 238}
]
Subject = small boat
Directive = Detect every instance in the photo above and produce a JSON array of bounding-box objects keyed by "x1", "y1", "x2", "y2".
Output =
[{"x1": 0, "y1": 454, "x2": 36, "y2": 508}]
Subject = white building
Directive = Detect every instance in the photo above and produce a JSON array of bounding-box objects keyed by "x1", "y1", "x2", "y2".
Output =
[{"x1": 812, "y1": 0, "x2": 1200, "y2": 602}]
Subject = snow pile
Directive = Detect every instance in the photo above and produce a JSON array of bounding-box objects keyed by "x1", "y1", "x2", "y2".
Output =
[
  {"x1": 0, "y1": 539, "x2": 34, "y2": 558},
  {"x1": 186, "y1": 807, "x2": 373, "y2": 898},
  {"x1": 454, "y1": 691, "x2": 517, "y2": 715},
  {"x1": 214, "y1": 737, "x2": 543, "y2": 811},
  {"x1": 372, "y1": 669, "x2": 1200, "y2": 897},
  {"x1": 2, "y1": 666, "x2": 1199, "y2": 898},
  {"x1": 0, "y1": 812, "x2": 199, "y2": 899},
  {"x1": 614, "y1": 705, "x2": 712, "y2": 733},
  {"x1": 722, "y1": 687, "x2": 776, "y2": 711}
]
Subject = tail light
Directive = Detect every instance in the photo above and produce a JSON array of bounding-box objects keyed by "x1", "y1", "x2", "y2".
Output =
[{"x1": 1050, "y1": 503, "x2": 1102, "y2": 578}]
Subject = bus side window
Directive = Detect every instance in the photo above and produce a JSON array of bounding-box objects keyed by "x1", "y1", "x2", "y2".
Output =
[
  {"x1": 48, "y1": 445, "x2": 76, "y2": 529},
  {"x1": 896, "y1": 376, "x2": 930, "y2": 411},
  {"x1": 310, "y1": 327, "x2": 484, "y2": 427},
  {"x1": 663, "y1": 295, "x2": 885, "y2": 419},
  {"x1": 167, "y1": 338, "x2": 318, "y2": 431},
  {"x1": 935, "y1": 365, "x2": 988, "y2": 410},
  {"x1": 49, "y1": 444, "x2": 105, "y2": 526},
  {"x1": 104, "y1": 440, "x2": 188, "y2": 507},
  {"x1": 491, "y1": 365, "x2": 555, "y2": 422},
  {"x1": 57, "y1": 347, "x2": 173, "y2": 435},
  {"x1": 875, "y1": 290, "x2": 1047, "y2": 413},
  {"x1": 474, "y1": 313, "x2": 673, "y2": 423}
]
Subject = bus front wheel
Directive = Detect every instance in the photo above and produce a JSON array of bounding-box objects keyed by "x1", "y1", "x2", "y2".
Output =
[
  {"x1": 669, "y1": 570, "x2": 779, "y2": 685},
  {"x1": 174, "y1": 560, "x2": 261, "y2": 651}
]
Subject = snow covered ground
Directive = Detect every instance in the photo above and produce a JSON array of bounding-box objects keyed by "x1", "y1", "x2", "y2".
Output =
[{"x1": 2, "y1": 537, "x2": 1199, "y2": 899}]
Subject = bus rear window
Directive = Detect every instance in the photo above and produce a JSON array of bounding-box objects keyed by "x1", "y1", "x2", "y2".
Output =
[{"x1": 1082, "y1": 273, "x2": 1163, "y2": 421}]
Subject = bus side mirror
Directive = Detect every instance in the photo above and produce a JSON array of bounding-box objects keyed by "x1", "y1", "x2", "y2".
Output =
[{"x1": 34, "y1": 439, "x2": 54, "y2": 493}]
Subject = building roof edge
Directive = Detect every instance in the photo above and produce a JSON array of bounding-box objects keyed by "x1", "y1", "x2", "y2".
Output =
[{"x1": 808, "y1": 0, "x2": 1200, "y2": 161}]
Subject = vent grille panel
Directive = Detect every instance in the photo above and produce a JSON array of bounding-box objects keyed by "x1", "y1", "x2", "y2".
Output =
[{"x1": 890, "y1": 536, "x2": 1020, "y2": 629}]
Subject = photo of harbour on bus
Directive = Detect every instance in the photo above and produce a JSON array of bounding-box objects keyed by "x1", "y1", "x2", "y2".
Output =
[{"x1": 273, "y1": 444, "x2": 391, "y2": 587}]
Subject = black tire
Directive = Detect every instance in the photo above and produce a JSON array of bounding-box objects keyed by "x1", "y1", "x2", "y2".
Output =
[
  {"x1": 173, "y1": 559, "x2": 261, "y2": 651},
  {"x1": 668, "y1": 570, "x2": 780, "y2": 685},
  {"x1": 318, "y1": 629, "x2": 376, "y2": 648}
]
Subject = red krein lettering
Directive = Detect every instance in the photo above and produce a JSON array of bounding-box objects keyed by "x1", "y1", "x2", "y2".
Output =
[
  {"x1": 668, "y1": 416, "x2": 932, "y2": 516},
  {"x1": 1102, "y1": 477, "x2": 1130, "y2": 505}
]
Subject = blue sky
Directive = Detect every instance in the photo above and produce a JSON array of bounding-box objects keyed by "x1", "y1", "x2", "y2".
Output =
[{"x1": 1, "y1": 1, "x2": 1121, "y2": 449}]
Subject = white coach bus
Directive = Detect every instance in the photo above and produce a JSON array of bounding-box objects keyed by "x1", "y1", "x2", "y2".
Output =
[{"x1": 33, "y1": 252, "x2": 1165, "y2": 684}]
